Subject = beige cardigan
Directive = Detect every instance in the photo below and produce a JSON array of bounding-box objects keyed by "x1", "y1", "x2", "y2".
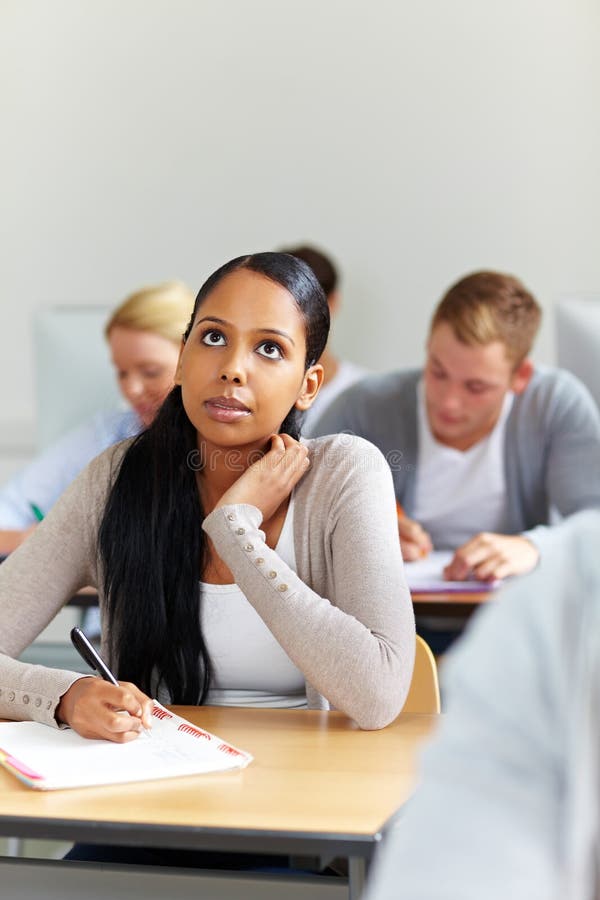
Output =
[{"x1": 0, "y1": 434, "x2": 415, "y2": 730}]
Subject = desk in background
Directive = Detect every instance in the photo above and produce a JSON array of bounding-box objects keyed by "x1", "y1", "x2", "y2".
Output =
[
  {"x1": 0, "y1": 705, "x2": 437, "y2": 900},
  {"x1": 412, "y1": 589, "x2": 491, "y2": 618}
]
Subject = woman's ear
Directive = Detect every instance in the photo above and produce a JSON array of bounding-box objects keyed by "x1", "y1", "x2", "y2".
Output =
[
  {"x1": 295, "y1": 364, "x2": 324, "y2": 411},
  {"x1": 173, "y1": 338, "x2": 186, "y2": 386}
]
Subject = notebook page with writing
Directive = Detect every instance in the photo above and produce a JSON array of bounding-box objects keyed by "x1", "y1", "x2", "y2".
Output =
[
  {"x1": 405, "y1": 550, "x2": 501, "y2": 593},
  {"x1": 0, "y1": 703, "x2": 252, "y2": 790}
]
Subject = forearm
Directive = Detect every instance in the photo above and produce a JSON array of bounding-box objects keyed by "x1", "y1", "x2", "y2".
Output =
[
  {"x1": 0, "y1": 457, "x2": 108, "y2": 729},
  {"x1": 0, "y1": 653, "x2": 86, "y2": 727}
]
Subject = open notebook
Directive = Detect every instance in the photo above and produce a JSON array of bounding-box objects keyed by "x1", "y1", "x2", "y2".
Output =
[
  {"x1": 0, "y1": 702, "x2": 252, "y2": 791},
  {"x1": 405, "y1": 550, "x2": 502, "y2": 594}
]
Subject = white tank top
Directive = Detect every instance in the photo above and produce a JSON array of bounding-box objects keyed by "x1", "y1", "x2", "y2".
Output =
[{"x1": 201, "y1": 495, "x2": 307, "y2": 708}]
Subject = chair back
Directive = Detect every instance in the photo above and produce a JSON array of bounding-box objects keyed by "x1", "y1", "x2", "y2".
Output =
[
  {"x1": 34, "y1": 306, "x2": 121, "y2": 449},
  {"x1": 401, "y1": 635, "x2": 441, "y2": 714},
  {"x1": 556, "y1": 295, "x2": 600, "y2": 410}
]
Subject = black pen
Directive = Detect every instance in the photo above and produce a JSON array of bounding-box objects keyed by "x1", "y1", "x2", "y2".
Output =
[{"x1": 70, "y1": 627, "x2": 151, "y2": 737}]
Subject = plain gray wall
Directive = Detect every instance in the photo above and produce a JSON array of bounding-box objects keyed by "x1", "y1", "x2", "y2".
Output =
[{"x1": 2, "y1": 0, "x2": 600, "y2": 436}]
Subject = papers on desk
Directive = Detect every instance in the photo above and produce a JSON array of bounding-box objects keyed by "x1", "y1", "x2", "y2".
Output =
[
  {"x1": 404, "y1": 550, "x2": 501, "y2": 594},
  {"x1": 0, "y1": 702, "x2": 252, "y2": 791}
]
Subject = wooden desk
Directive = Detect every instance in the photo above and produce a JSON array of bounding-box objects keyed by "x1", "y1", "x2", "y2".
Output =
[
  {"x1": 411, "y1": 589, "x2": 492, "y2": 618},
  {"x1": 0, "y1": 706, "x2": 437, "y2": 900},
  {"x1": 67, "y1": 588, "x2": 98, "y2": 609}
]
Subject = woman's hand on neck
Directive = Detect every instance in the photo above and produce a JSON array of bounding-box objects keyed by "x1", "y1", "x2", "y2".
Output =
[
  {"x1": 203, "y1": 433, "x2": 309, "y2": 523},
  {"x1": 195, "y1": 436, "x2": 271, "y2": 512}
]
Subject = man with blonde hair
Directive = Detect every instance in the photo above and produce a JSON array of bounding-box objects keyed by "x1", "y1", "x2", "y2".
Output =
[{"x1": 313, "y1": 271, "x2": 600, "y2": 594}]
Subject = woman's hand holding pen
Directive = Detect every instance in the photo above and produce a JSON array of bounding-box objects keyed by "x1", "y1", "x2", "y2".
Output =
[
  {"x1": 214, "y1": 433, "x2": 310, "y2": 522},
  {"x1": 55, "y1": 677, "x2": 153, "y2": 743},
  {"x1": 396, "y1": 503, "x2": 433, "y2": 561}
]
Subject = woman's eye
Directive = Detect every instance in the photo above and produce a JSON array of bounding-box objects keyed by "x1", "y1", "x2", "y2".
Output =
[
  {"x1": 257, "y1": 341, "x2": 283, "y2": 360},
  {"x1": 201, "y1": 330, "x2": 226, "y2": 346}
]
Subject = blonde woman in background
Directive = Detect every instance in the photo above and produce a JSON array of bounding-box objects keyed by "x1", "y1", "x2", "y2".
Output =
[{"x1": 0, "y1": 281, "x2": 195, "y2": 554}]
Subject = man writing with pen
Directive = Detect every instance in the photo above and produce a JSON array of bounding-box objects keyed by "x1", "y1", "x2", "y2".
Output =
[{"x1": 311, "y1": 271, "x2": 600, "y2": 645}]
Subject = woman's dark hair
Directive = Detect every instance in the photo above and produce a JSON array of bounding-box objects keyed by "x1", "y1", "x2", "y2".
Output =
[{"x1": 99, "y1": 253, "x2": 330, "y2": 705}]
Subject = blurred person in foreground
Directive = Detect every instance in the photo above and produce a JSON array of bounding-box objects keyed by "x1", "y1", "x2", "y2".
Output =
[{"x1": 365, "y1": 508, "x2": 600, "y2": 900}]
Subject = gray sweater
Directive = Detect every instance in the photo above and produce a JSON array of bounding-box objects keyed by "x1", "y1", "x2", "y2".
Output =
[
  {"x1": 311, "y1": 366, "x2": 600, "y2": 549},
  {"x1": 0, "y1": 434, "x2": 415, "y2": 731}
]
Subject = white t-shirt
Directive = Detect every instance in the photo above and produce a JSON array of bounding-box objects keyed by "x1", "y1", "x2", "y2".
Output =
[
  {"x1": 413, "y1": 381, "x2": 514, "y2": 550},
  {"x1": 202, "y1": 494, "x2": 307, "y2": 708}
]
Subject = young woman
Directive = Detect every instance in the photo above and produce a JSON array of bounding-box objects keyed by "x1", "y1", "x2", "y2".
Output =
[
  {"x1": 0, "y1": 281, "x2": 195, "y2": 554},
  {"x1": 0, "y1": 253, "x2": 415, "y2": 743}
]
